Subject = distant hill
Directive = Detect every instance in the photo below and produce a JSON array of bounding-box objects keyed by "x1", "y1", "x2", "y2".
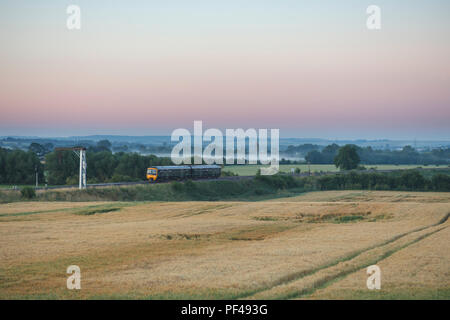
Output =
[{"x1": 1, "y1": 135, "x2": 449, "y2": 150}]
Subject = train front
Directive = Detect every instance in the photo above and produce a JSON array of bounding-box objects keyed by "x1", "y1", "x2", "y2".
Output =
[{"x1": 146, "y1": 168, "x2": 158, "y2": 181}]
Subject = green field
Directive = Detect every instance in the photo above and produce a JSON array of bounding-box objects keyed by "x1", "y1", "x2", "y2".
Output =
[
  {"x1": 224, "y1": 164, "x2": 446, "y2": 176},
  {"x1": 0, "y1": 184, "x2": 49, "y2": 190}
]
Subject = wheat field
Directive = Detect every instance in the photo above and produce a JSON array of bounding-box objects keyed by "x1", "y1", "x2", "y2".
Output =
[{"x1": 0, "y1": 191, "x2": 449, "y2": 299}]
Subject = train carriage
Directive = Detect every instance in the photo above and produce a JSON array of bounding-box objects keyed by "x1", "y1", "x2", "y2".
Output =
[{"x1": 146, "y1": 165, "x2": 221, "y2": 182}]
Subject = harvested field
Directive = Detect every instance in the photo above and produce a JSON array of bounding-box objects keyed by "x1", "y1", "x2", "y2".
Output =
[
  {"x1": 308, "y1": 226, "x2": 450, "y2": 299},
  {"x1": 0, "y1": 191, "x2": 449, "y2": 299}
]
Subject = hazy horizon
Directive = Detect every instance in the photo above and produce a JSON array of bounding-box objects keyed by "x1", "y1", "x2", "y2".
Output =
[{"x1": 1, "y1": 132, "x2": 449, "y2": 143}]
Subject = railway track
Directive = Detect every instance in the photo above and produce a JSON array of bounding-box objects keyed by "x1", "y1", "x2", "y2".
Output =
[{"x1": 34, "y1": 175, "x2": 255, "y2": 190}]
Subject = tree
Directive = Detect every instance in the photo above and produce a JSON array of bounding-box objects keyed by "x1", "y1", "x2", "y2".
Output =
[
  {"x1": 29, "y1": 142, "x2": 46, "y2": 156},
  {"x1": 0, "y1": 148, "x2": 43, "y2": 184},
  {"x1": 431, "y1": 174, "x2": 450, "y2": 191},
  {"x1": 334, "y1": 145, "x2": 360, "y2": 170},
  {"x1": 92, "y1": 140, "x2": 112, "y2": 152},
  {"x1": 45, "y1": 151, "x2": 78, "y2": 185},
  {"x1": 401, "y1": 145, "x2": 416, "y2": 154},
  {"x1": 43, "y1": 143, "x2": 54, "y2": 153},
  {"x1": 305, "y1": 144, "x2": 340, "y2": 164},
  {"x1": 0, "y1": 148, "x2": 6, "y2": 182},
  {"x1": 399, "y1": 170, "x2": 426, "y2": 190},
  {"x1": 305, "y1": 150, "x2": 323, "y2": 164}
]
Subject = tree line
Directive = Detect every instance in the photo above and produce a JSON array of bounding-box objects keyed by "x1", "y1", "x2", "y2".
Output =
[
  {"x1": 315, "y1": 170, "x2": 450, "y2": 192},
  {"x1": 1, "y1": 141, "x2": 450, "y2": 186},
  {"x1": 45, "y1": 151, "x2": 173, "y2": 185},
  {"x1": 305, "y1": 144, "x2": 450, "y2": 165},
  {"x1": 0, "y1": 148, "x2": 44, "y2": 184},
  {"x1": 0, "y1": 145, "x2": 172, "y2": 185}
]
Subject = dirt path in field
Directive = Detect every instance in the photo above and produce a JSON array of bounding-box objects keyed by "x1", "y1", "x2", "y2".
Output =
[
  {"x1": 244, "y1": 213, "x2": 449, "y2": 299},
  {"x1": 306, "y1": 225, "x2": 450, "y2": 299}
]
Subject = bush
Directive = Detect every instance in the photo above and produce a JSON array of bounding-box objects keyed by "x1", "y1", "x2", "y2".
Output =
[
  {"x1": 65, "y1": 176, "x2": 78, "y2": 185},
  {"x1": 254, "y1": 188, "x2": 266, "y2": 195},
  {"x1": 20, "y1": 187, "x2": 36, "y2": 199},
  {"x1": 171, "y1": 181, "x2": 184, "y2": 192},
  {"x1": 184, "y1": 180, "x2": 196, "y2": 191},
  {"x1": 431, "y1": 174, "x2": 450, "y2": 191},
  {"x1": 314, "y1": 170, "x2": 450, "y2": 192},
  {"x1": 255, "y1": 174, "x2": 298, "y2": 190},
  {"x1": 399, "y1": 170, "x2": 426, "y2": 190},
  {"x1": 221, "y1": 170, "x2": 238, "y2": 177},
  {"x1": 109, "y1": 174, "x2": 135, "y2": 183}
]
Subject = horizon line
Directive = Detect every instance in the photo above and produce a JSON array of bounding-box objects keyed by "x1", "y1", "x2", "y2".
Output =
[{"x1": 1, "y1": 135, "x2": 449, "y2": 143}]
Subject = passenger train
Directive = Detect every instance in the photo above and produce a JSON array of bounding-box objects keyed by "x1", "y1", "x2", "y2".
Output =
[{"x1": 146, "y1": 165, "x2": 221, "y2": 182}]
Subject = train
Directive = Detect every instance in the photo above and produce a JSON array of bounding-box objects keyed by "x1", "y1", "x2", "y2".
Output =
[{"x1": 146, "y1": 165, "x2": 221, "y2": 182}]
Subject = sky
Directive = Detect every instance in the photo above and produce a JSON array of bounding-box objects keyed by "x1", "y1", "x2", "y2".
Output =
[{"x1": 0, "y1": 0, "x2": 449, "y2": 139}]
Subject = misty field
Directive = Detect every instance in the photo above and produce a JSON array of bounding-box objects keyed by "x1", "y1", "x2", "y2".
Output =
[
  {"x1": 0, "y1": 191, "x2": 449, "y2": 299},
  {"x1": 225, "y1": 164, "x2": 445, "y2": 176}
]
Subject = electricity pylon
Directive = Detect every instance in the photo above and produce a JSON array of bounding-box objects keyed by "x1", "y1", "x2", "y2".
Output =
[{"x1": 54, "y1": 147, "x2": 87, "y2": 189}]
